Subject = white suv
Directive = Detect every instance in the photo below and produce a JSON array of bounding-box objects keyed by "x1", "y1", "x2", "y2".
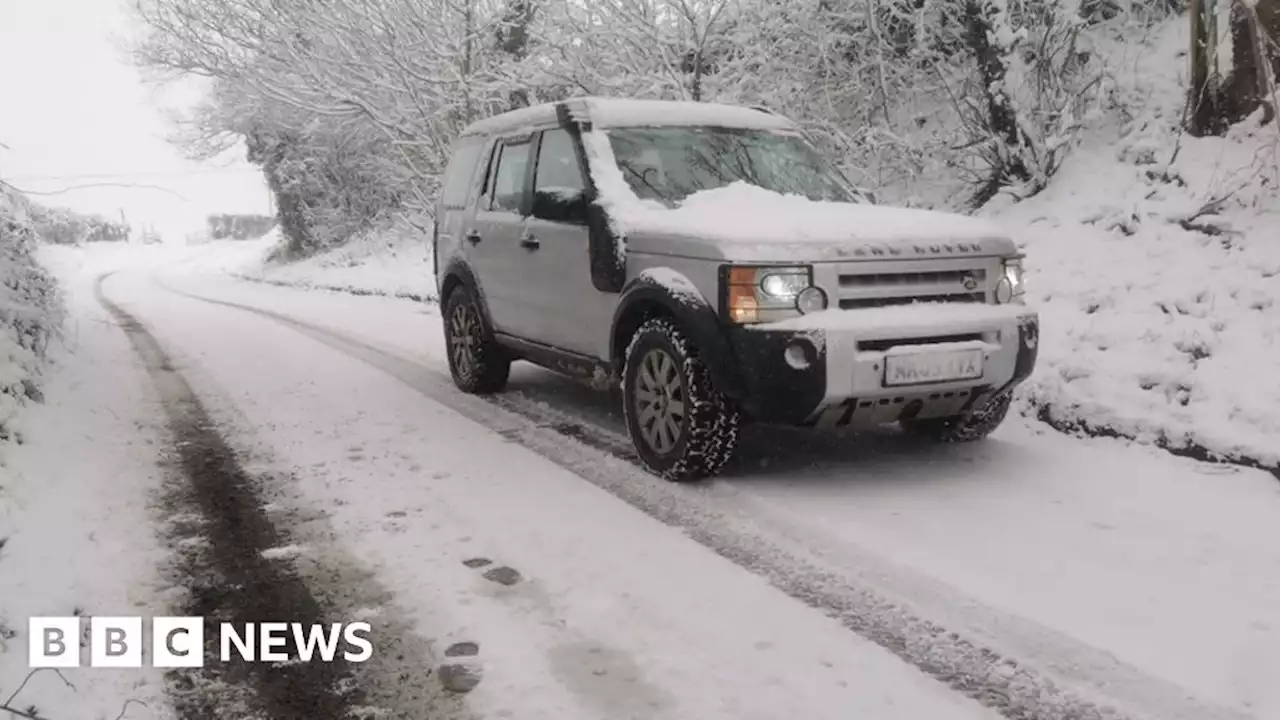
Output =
[{"x1": 434, "y1": 97, "x2": 1039, "y2": 481}]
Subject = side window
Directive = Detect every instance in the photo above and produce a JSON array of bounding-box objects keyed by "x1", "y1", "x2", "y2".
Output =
[
  {"x1": 488, "y1": 138, "x2": 532, "y2": 214},
  {"x1": 440, "y1": 137, "x2": 484, "y2": 209},
  {"x1": 532, "y1": 129, "x2": 588, "y2": 225}
]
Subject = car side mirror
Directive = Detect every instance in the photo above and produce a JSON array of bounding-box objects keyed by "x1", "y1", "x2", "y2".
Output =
[{"x1": 532, "y1": 188, "x2": 589, "y2": 225}]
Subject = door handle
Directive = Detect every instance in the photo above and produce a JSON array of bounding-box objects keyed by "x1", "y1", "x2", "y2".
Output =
[
  {"x1": 519, "y1": 232, "x2": 540, "y2": 250},
  {"x1": 465, "y1": 229, "x2": 481, "y2": 244}
]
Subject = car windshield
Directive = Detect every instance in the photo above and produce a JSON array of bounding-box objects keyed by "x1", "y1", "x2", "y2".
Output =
[{"x1": 605, "y1": 126, "x2": 862, "y2": 207}]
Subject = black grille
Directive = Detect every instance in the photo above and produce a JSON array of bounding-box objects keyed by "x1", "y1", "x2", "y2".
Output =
[
  {"x1": 838, "y1": 293, "x2": 985, "y2": 309},
  {"x1": 838, "y1": 268, "x2": 986, "y2": 288},
  {"x1": 857, "y1": 332, "x2": 983, "y2": 352}
]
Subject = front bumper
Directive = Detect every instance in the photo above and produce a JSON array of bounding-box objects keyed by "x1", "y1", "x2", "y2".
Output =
[{"x1": 727, "y1": 304, "x2": 1039, "y2": 427}]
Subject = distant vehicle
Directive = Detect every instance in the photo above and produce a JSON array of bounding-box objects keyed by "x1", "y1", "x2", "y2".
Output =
[{"x1": 434, "y1": 97, "x2": 1040, "y2": 481}]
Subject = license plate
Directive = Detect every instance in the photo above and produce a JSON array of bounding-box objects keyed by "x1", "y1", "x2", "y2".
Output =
[{"x1": 883, "y1": 349, "x2": 984, "y2": 386}]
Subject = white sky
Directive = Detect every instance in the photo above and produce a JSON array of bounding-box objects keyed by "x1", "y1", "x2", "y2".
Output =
[{"x1": 0, "y1": 0, "x2": 271, "y2": 242}]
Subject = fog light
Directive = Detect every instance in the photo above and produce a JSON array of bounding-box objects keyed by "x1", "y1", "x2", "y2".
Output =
[
  {"x1": 784, "y1": 342, "x2": 811, "y2": 370},
  {"x1": 994, "y1": 277, "x2": 1014, "y2": 304},
  {"x1": 796, "y1": 286, "x2": 827, "y2": 314}
]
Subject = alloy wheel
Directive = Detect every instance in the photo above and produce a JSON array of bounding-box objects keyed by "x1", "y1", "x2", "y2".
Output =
[
  {"x1": 449, "y1": 300, "x2": 479, "y2": 379},
  {"x1": 633, "y1": 348, "x2": 687, "y2": 454}
]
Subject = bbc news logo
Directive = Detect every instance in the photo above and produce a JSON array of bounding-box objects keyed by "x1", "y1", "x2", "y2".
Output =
[{"x1": 29, "y1": 617, "x2": 372, "y2": 667}]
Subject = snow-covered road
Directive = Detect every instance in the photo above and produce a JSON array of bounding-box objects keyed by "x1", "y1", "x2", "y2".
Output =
[{"x1": 15, "y1": 245, "x2": 1280, "y2": 720}]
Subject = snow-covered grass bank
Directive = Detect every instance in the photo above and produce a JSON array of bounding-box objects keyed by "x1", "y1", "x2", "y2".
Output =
[
  {"x1": 0, "y1": 248, "x2": 173, "y2": 719},
  {"x1": 2, "y1": 188, "x2": 170, "y2": 715},
  {"x1": 221, "y1": 220, "x2": 435, "y2": 301},
  {"x1": 989, "y1": 20, "x2": 1280, "y2": 475}
]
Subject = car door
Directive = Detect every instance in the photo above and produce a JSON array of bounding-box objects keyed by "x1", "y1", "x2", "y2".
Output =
[
  {"x1": 468, "y1": 132, "x2": 535, "y2": 337},
  {"x1": 435, "y1": 134, "x2": 488, "y2": 292},
  {"x1": 521, "y1": 127, "x2": 614, "y2": 359}
]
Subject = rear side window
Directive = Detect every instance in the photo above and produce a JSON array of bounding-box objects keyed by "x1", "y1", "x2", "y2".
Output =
[
  {"x1": 440, "y1": 137, "x2": 485, "y2": 209},
  {"x1": 489, "y1": 138, "x2": 533, "y2": 214}
]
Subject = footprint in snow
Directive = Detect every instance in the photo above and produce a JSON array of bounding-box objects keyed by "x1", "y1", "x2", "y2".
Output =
[
  {"x1": 462, "y1": 557, "x2": 523, "y2": 585},
  {"x1": 381, "y1": 512, "x2": 409, "y2": 534},
  {"x1": 482, "y1": 566, "x2": 521, "y2": 586},
  {"x1": 444, "y1": 641, "x2": 478, "y2": 657},
  {"x1": 437, "y1": 662, "x2": 483, "y2": 693},
  {"x1": 438, "y1": 641, "x2": 483, "y2": 693}
]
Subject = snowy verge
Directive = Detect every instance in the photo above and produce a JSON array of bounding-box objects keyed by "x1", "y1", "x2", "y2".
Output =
[
  {"x1": 224, "y1": 219, "x2": 436, "y2": 301},
  {"x1": 0, "y1": 247, "x2": 173, "y2": 719},
  {"x1": 988, "y1": 19, "x2": 1280, "y2": 477}
]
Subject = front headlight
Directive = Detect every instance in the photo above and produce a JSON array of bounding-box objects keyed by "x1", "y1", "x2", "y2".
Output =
[
  {"x1": 760, "y1": 272, "x2": 808, "y2": 299},
  {"x1": 995, "y1": 256, "x2": 1026, "y2": 304},
  {"x1": 722, "y1": 265, "x2": 818, "y2": 323}
]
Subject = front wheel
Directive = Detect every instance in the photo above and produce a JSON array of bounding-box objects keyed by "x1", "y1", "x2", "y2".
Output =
[
  {"x1": 901, "y1": 391, "x2": 1012, "y2": 442},
  {"x1": 443, "y1": 286, "x2": 510, "y2": 394},
  {"x1": 622, "y1": 318, "x2": 740, "y2": 482}
]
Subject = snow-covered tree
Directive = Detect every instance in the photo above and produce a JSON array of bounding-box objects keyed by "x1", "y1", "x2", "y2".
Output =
[{"x1": 131, "y1": 0, "x2": 1225, "y2": 238}]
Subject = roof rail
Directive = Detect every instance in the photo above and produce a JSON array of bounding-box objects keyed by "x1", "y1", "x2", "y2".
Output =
[{"x1": 749, "y1": 104, "x2": 776, "y2": 115}]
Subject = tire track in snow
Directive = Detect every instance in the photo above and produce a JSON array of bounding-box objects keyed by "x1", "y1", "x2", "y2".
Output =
[
  {"x1": 153, "y1": 277, "x2": 1250, "y2": 720},
  {"x1": 227, "y1": 272, "x2": 437, "y2": 304},
  {"x1": 96, "y1": 273, "x2": 472, "y2": 720}
]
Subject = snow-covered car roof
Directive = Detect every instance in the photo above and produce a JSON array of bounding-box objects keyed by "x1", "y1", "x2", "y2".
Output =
[{"x1": 459, "y1": 97, "x2": 798, "y2": 138}]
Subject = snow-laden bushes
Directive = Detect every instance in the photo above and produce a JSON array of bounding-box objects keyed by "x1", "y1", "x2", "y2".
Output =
[
  {"x1": 0, "y1": 187, "x2": 63, "y2": 444},
  {"x1": 25, "y1": 203, "x2": 130, "y2": 245}
]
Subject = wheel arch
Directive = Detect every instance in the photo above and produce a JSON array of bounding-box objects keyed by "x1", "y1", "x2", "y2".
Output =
[
  {"x1": 440, "y1": 259, "x2": 496, "y2": 330},
  {"x1": 610, "y1": 274, "x2": 745, "y2": 400}
]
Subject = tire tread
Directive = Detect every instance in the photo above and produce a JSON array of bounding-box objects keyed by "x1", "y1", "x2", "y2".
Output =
[
  {"x1": 902, "y1": 391, "x2": 1012, "y2": 442},
  {"x1": 623, "y1": 317, "x2": 740, "y2": 481},
  {"x1": 444, "y1": 287, "x2": 511, "y2": 394}
]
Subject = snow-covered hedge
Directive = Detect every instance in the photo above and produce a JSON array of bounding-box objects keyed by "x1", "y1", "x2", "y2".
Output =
[
  {"x1": 25, "y1": 202, "x2": 130, "y2": 244},
  {"x1": 0, "y1": 187, "x2": 63, "y2": 443}
]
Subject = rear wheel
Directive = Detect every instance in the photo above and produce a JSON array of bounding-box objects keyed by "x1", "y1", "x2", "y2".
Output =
[
  {"x1": 443, "y1": 285, "x2": 510, "y2": 394},
  {"x1": 623, "y1": 318, "x2": 740, "y2": 481},
  {"x1": 901, "y1": 391, "x2": 1012, "y2": 442}
]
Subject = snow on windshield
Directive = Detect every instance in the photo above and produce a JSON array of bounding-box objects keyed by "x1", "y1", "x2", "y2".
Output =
[
  {"x1": 604, "y1": 126, "x2": 857, "y2": 206},
  {"x1": 582, "y1": 125, "x2": 876, "y2": 255},
  {"x1": 582, "y1": 129, "x2": 1006, "y2": 253}
]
